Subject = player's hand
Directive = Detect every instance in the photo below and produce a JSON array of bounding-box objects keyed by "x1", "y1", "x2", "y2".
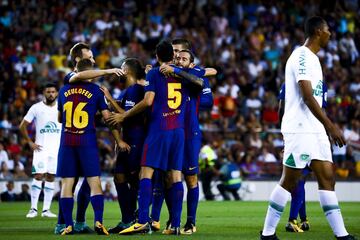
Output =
[
  {"x1": 28, "y1": 141, "x2": 42, "y2": 151},
  {"x1": 108, "y1": 68, "x2": 125, "y2": 77},
  {"x1": 107, "y1": 112, "x2": 125, "y2": 126},
  {"x1": 160, "y1": 63, "x2": 174, "y2": 77},
  {"x1": 326, "y1": 123, "x2": 346, "y2": 148},
  {"x1": 100, "y1": 85, "x2": 113, "y2": 101},
  {"x1": 117, "y1": 140, "x2": 131, "y2": 153},
  {"x1": 145, "y1": 64, "x2": 153, "y2": 74}
]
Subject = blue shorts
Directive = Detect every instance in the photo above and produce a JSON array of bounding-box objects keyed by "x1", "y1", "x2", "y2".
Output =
[
  {"x1": 57, "y1": 145, "x2": 101, "y2": 177},
  {"x1": 115, "y1": 140, "x2": 144, "y2": 174},
  {"x1": 182, "y1": 137, "x2": 201, "y2": 175},
  {"x1": 141, "y1": 129, "x2": 184, "y2": 171}
]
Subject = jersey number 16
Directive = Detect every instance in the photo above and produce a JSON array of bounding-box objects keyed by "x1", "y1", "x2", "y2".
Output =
[{"x1": 63, "y1": 101, "x2": 89, "y2": 129}]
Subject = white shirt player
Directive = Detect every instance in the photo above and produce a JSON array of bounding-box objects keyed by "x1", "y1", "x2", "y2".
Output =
[
  {"x1": 24, "y1": 101, "x2": 61, "y2": 155},
  {"x1": 281, "y1": 46, "x2": 327, "y2": 134}
]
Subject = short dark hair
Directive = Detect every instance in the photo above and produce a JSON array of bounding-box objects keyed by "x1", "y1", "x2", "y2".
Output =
[
  {"x1": 179, "y1": 49, "x2": 195, "y2": 63},
  {"x1": 172, "y1": 38, "x2": 192, "y2": 50},
  {"x1": 123, "y1": 58, "x2": 145, "y2": 80},
  {"x1": 305, "y1": 16, "x2": 326, "y2": 38},
  {"x1": 42, "y1": 82, "x2": 58, "y2": 91},
  {"x1": 156, "y1": 40, "x2": 174, "y2": 62},
  {"x1": 69, "y1": 42, "x2": 90, "y2": 65},
  {"x1": 76, "y1": 59, "x2": 93, "y2": 72}
]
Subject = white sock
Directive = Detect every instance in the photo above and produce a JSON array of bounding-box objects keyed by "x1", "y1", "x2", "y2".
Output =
[
  {"x1": 43, "y1": 181, "x2": 55, "y2": 211},
  {"x1": 262, "y1": 185, "x2": 290, "y2": 236},
  {"x1": 319, "y1": 190, "x2": 348, "y2": 237},
  {"x1": 31, "y1": 179, "x2": 43, "y2": 210}
]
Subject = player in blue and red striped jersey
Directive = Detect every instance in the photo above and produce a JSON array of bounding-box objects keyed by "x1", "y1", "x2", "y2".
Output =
[
  {"x1": 57, "y1": 59, "x2": 121, "y2": 235},
  {"x1": 278, "y1": 81, "x2": 327, "y2": 233},
  {"x1": 100, "y1": 58, "x2": 148, "y2": 234},
  {"x1": 150, "y1": 39, "x2": 214, "y2": 235},
  {"x1": 108, "y1": 40, "x2": 204, "y2": 235},
  {"x1": 55, "y1": 42, "x2": 123, "y2": 234}
]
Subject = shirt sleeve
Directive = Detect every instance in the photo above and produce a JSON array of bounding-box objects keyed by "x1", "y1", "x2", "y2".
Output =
[
  {"x1": 295, "y1": 48, "x2": 313, "y2": 82},
  {"x1": 64, "y1": 71, "x2": 76, "y2": 85},
  {"x1": 199, "y1": 77, "x2": 213, "y2": 110},
  {"x1": 23, "y1": 105, "x2": 36, "y2": 123},
  {"x1": 145, "y1": 69, "x2": 156, "y2": 93}
]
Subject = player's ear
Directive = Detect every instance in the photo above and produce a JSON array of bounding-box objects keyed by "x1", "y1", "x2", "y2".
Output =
[
  {"x1": 190, "y1": 63, "x2": 195, "y2": 68},
  {"x1": 75, "y1": 56, "x2": 81, "y2": 62}
]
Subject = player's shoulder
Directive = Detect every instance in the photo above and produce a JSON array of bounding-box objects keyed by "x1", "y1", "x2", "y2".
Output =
[{"x1": 63, "y1": 71, "x2": 76, "y2": 84}]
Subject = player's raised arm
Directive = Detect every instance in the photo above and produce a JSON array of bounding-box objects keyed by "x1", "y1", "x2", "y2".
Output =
[
  {"x1": 204, "y1": 67, "x2": 217, "y2": 76},
  {"x1": 160, "y1": 64, "x2": 204, "y2": 89},
  {"x1": 100, "y1": 85, "x2": 125, "y2": 114},
  {"x1": 69, "y1": 68, "x2": 124, "y2": 83}
]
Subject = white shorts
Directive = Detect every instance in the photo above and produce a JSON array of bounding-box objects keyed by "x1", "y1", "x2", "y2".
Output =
[
  {"x1": 32, "y1": 150, "x2": 58, "y2": 175},
  {"x1": 282, "y1": 133, "x2": 332, "y2": 169}
]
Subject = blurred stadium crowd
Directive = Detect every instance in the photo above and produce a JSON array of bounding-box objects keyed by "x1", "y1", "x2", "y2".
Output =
[{"x1": 0, "y1": 0, "x2": 359, "y2": 185}]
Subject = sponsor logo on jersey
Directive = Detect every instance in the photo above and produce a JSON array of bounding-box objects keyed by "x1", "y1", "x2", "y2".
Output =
[
  {"x1": 298, "y1": 50, "x2": 306, "y2": 75},
  {"x1": 300, "y1": 153, "x2": 310, "y2": 161},
  {"x1": 40, "y1": 121, "x2": 60, "y2": 134},
  {"x1": 125, "y1": 100, "x2": 135, "y2": 107}
]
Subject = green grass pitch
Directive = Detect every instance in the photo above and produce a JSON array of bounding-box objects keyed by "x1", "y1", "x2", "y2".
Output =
[{"x1": 0, "y1": 201, "x2": 359, "y2": 239}]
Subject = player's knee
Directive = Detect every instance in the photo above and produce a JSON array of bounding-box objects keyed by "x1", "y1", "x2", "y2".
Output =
[
  {"x1": 33, "y1": 174, "x2": 44, "y2": 181},
  {"x1": 45, "y1": 174, "x2": 55, "y2": 182},
  {"x1": 114, "y1": 174, "x2": 126, "y2": 184},
  {"x1": 318, "y1": 175, "x2": 335, "y2": 191},
  {"x1": 185, "y1": 175, "x2": 198, "y2": 188}
]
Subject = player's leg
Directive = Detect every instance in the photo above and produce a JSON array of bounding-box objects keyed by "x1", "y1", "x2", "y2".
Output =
[
  {"x1": 163, "y1": 129, "x2": 185, "y2": 235},
  {"x1": 74, "y1": 179, "x2": 92, "y2": 233},
  {"x1": 27, "y1": 151, "x2": 46, "y2": 218},
  {"x1": 150, "y1": 169, "x2": 165, "y2": 231},
  {"x1": 285, "y1": 178, "x2": 305, "y2": 232},
  {"x1": 311, "y1": 160, "x2": 353, "y2": 239},
  {"x1": 181, "y1": 137, "x2": 201, "y2": 234},
  {"x1": 217, "y1": 182, "x2": 230, "y2": 200},
  {"x1": 108, "y1": 173, "x2": 134, "y2": 233},
  {"x1": 60, "y1": 177, "x2": 75, "y2": 235},
  {"x1": 120, "y1": 166, "x2": 154, "y2": 234},
  {"x1": 27, "y1": 173, "x2": 43, "y2": 218},
  {"x1": 41, "y1": 173, "x2": 57, "y2": 217},
  {"x1": 261, "y1": 166, "x2": 302, "y2": 239}
]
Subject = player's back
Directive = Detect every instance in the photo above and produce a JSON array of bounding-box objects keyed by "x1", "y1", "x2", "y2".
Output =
[
  {"x1": 146, "y1": 67, "x2": 187, "y2": 134},
  {"x1": 58, "y1": 82, "x2": 107, "y2": 146}
]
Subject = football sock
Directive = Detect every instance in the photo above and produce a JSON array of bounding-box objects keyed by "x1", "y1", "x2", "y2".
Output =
[
  {"x1": 43, "y1": 181, "x2": 55, "y2": 211},
  {"x1": 289, "y1": 179, "x2": 305, "y2": 221},
  {"x1": 151, "y1": 173, "x2": 164, "y2": 222},
  {"x1": 170, "y1": 182, "x2": 184, "y2": 228},
  {"x1": 164, "y1": 187, "x2": 172, "y2": 221},
  {"x1": 57, "y1": 200, "x2": 65, "y2": 224},
  {"x1": 90, "y1": 194, "x2": 104, "y2": 224},
  {"x1": 128, "y1": 180, "x2": 138, "y2": 222},
  {"x1": 262, "y1": 184, "x2": 290, "y2": 236},
  {"x1": 299, "y1": 184, "x2": 307, "y2": 221},
  {"x1": 30, "y1": 179, "x2": 42, "y2": 210},
  {"x1": 187, "y1": 185, "x2": 199, "y2": 225},
  {"x1": 138, "y1": 178, "x2": 152, "y2": 224},
  {"x1": 319, "y1": 190, "x2": 348, "y2": 237},
  {"x1": 76, "y1": 179, "x2": 91, "y2": 223},
  {"x1": 60, "y1": 197, "x2": 74, "y2": 227},
  {"x1": 115, "y1": 182, "x2": 133, "y2": 224}
]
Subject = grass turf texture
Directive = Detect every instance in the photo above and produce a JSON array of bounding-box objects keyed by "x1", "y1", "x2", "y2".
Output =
[{"x1": 0, "y1": 201, "x2": 359, "y2": 239}]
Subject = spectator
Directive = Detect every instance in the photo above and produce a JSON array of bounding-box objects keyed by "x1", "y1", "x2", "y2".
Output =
[
  {"x1": 16, "y1": 183, "x2": 31, "y2": 201},
  {"x1": 1, "y1": 181, "x2": 16, "y2": 202}
]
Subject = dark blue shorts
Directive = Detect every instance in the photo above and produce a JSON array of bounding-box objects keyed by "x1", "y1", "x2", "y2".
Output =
[
  {"x1": 141, "y1": 129, "x2": 184, "y2": 171},
  {"x1": 115, "y1": 140, "x2": 144, "y2": 174},
  {"x1": 57, "y1": 145, "x2": 101, "y2": 177},
  {"x1": 182, "y1": 137, "x2": 201, "y2": 175}
]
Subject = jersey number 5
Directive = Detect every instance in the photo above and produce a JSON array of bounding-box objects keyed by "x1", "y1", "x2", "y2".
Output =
[
  {"x1": 167, "y1": 83, "x2": 182, "y2": 109},
  {"x1": 63, "y1": 101, "x2": 89, "y2": 129}
]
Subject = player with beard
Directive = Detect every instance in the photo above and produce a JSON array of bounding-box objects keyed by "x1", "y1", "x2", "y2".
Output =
[{"x1": 20, "y1": 83, "x2": 61, "y2": 219}]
